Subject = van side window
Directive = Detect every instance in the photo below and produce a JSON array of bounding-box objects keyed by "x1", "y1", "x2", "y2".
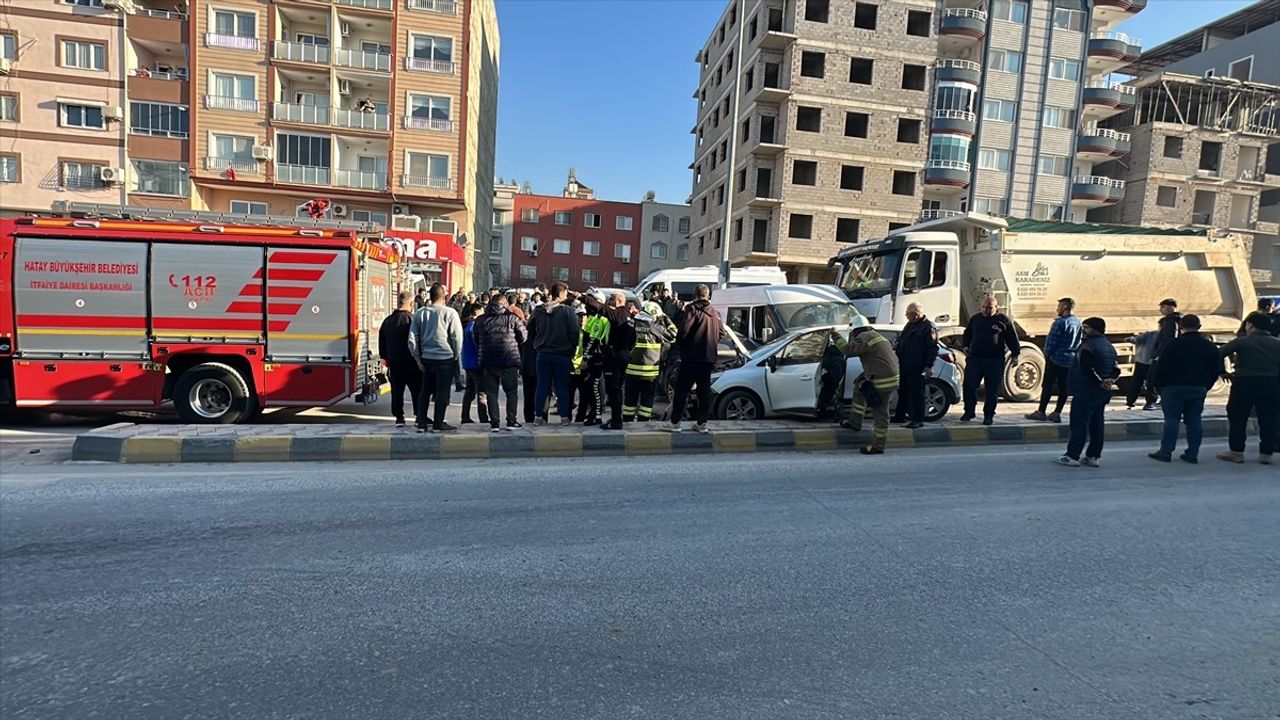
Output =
[
  {"x1": 726, "y1": 307, "x2": 749, "y2": 336},
  {"x1": 750, "y1": 305, "x2": 778, "y2": 345},
  {"x1": 903, "y1": 249, "x2": 947, "y2": 292}
]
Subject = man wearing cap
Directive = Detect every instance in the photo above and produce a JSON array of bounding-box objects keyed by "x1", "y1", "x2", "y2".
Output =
[
  {"x1": 1056, "y1": 317, "x2": 1120, "y2": 468},
  {"x1": 1217, "y1": 311, "x2": 1280, "y2": 464},
  {"x1": 1146, "y1": 298, "x2": 1182, "y2": 410},
  {"x1": 623, "y1": 301, "x2": 677, "y2": 425},
  {"x1": 1147, "y1": 314, "x2": 1223, "y2": 464}
]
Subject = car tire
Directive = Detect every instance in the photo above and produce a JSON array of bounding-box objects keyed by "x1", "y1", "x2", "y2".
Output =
[
  {"x1": 923, "y1": 378, "x2": 951, "y2": 422},
  {"x1": 173, "y1": 362, "x2": 255, "y2": 424},
  {"x1": 1002, "y1": 344, "x2": 1044, "y2": 402},
  {"x1": 716, "y1": 389, "x2": 764, "y2": 421}
]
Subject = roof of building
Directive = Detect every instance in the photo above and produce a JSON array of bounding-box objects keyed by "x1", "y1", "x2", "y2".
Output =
[
  {"x1": 1119, "y1": 0, "x2": 1280, "y2": 76},
  {"x1": 1003, "y1": 219, "x2": 1205, "y2": 236}
]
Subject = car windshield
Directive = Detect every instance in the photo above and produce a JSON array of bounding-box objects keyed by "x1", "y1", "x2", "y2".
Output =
[
  {"x1": 774, "y1": 302, "x2": 863, "y2": 330},
  {"x1": 839, "y1": 251, "x2": 902, "y2": 299}
]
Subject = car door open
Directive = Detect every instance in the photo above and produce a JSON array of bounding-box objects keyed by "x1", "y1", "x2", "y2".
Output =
[{"x1": 765, "y1": 330, "x2": 828, "y2": 413}]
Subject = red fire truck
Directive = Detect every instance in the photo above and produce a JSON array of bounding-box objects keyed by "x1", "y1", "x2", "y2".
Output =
[{"x1": 0, "y1": 203, "x2": 405, "y2": 423}]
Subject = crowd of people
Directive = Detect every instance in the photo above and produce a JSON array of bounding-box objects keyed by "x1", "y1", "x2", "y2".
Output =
[{"x1": 383, "y1": 282, "x2": 1280, "y2": 464}]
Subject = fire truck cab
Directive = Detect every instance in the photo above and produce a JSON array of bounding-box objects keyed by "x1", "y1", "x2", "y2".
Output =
[{"x1": 0, "y1": 203, "x2": 404, "y2": 423}]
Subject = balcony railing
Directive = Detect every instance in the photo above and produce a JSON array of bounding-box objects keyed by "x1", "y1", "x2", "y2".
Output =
[
  {"x1": 944, "y1": 7, "x2": 987, "y2": 20},
  {"x1": 407, "y1": 0, "x2": 457, "y2": 14},
  {"x1": 936, "y1": 59, "x2": 981, "y2": 72},
  {"x1": 204, "y1": 156, "x2": 259, "y2": 173},
  {"x1": 130, "y1": 68, "x2": 186, "y2": 80},
  {"x1": 140, "y1": 8, "x2": 186, "y2": 19},
  {"x1": 276, "y1": 164, "x2": 331, "y2": 186},
  {"x1": 272, "y1": 102, "x2": 330, "y2": 125},
  {"x1": 334, "y1": 168, "x2": 387, "y2": 190},
  {"x1": 1091, "y1": 30, "x2": 1140, "y2": 45},
  {"x1": 404, "y1": 57, "x2": 456, "y2": 74},
  {"x1": 336, "y1": 0, "x2": 391, "y2": 9},
  {"x1": 1081, "y1": 125, "x2": 1131, "y2": 142},
  {"x1": 402, "y1": 116, "x2": 454, "y2": 132},
  {"x1": 205, "y1": 95, "x2": 260, "y2": 112},
  {"x1": 131, "y1": 127, "x2": 188, "y2": 140},
  {"x1": 205, "y1": 33, "x2": 259, "y2": 51},
  {"x1": 401, "y1": 175, "x2": 452, "y2": 189},
  {"x1": 335, "y1": 48, "x2": 391, "y2": 71},
  {"x1": 333, "y1": 109, "x2": 390, "y2": 131},
  {"x1": 273, "y1": 40, "x2": 330, "y2": 64},
  {"x1": 933, "y1": 109, "x2": 977, "y2": 122},
  {"x1": 920, "y1": 209, "x2": 964, "y2": 221},
  {"x1": 927, "y1": 159, "x2": 971, "y2": 171},
  {"x1": 1074, "y1": 175, "x2": 1126, "y2": 189}
]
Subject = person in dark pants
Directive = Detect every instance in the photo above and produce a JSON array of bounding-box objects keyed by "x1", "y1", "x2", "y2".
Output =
[
  {"x1": 378, "y1": 291, "x2": 422, "y2": 427},
  {"x1": 581, "y1": 290, "x2": 639, "y2": 430},
  {"x1": 1027, "y1": 297, "x2": 1081, "y2": 424},
  {"x1": 1146, "y1": 298, "x2": 1182, "y2": 411},
  {"x1": 1125, "y1": 330, "x2": 1158, "y2": 409},
  {"x1": 473, "y1": 294, "x2": 527, "y2": 432},
  {"x1": 1056, "y1": 317, "x2": 1120, "y2": 468},
  {"x1": 960, "y1": 296, "x2": 1020, "y2": 425},
  {"x1": 459, "y1": 304, "x2": 488, "y2": 425},
  {"x1": 527, "y1": 283, "x2": 581, "y2": 425},
  {"x1": 893, "y1": 302, "x2": 938, "y2": 429},
  {"x1": 408, "y1": 283, "x2": 463, "y2": 433},
  {"x1": 1217, "y1": 312, "x2": 1280, "y2": 464},
  {"x1": 1147, "y1": 314, "x2": 1223, "y2": 464},
  {"x1": 661, "y1": 284, "x2": 724, "y2": 434}
]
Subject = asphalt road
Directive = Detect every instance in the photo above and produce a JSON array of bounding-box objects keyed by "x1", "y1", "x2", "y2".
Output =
[{"x1": 1, "y1": 444, "x2": 1277, "y2": 720}]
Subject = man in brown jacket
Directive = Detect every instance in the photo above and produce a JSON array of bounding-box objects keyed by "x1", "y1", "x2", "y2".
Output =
[{"x1": 841, "y1": 326, "x2": 901, "y2": 455}]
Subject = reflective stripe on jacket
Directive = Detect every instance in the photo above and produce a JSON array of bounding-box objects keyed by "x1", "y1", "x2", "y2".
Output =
[{"x1": 626, "y1": 315, "x2": 675, "y2": 378}]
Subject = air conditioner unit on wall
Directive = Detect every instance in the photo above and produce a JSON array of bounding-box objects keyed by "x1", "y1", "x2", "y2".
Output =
[
  {"x1": 337, "y1": 79, "x2": 352, "y2": 95},
  {"x1": 99, "y1": 167, "x2": 125, "y2": 184},
  {"x1": 104, "y1": 106, "x2": 124, "y2": 121},
  {"x1": 330, "y1": 203, "x2": 348, "y2": 217},
  {"x1": 390, "y1": 214, "x2": 421, "y2": 231},
  {"x1": 391, "y1": 203, "x2": 411, "y2": 215},
  {"x1": 251, "y1": 145, "x2": 273, "y2": 161},
  {"x1": 340, "y1": 21, "x2": 351, "y2": 37},
  {"x1": 0, "y1": 59, "x2": 11, "y2": 75}
]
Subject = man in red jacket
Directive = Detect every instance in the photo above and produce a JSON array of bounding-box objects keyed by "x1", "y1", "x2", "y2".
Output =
[{"x1": 661, "y1": 284, "x2": 724, "y2": 434}]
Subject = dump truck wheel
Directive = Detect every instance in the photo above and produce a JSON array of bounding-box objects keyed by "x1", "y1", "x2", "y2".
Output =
[
  {"x1": 1003, "y1": 344, "x2": 1043, "y2": 402},
  {"x1": 173, "y1": 363, "x2": 254, "y2": 424}
]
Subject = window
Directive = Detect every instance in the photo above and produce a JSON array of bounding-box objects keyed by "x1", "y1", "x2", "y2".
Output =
[
  {"x1": 836, "y1": 218, "x2": 860, "y2": 243},
  {"x1": 1229, "y1": 56, "x2": 1253, "y2": 81},
  {"x1": 779, "y1": 330, "x2": 828, "y2": 365},
  {"x1": 581, "y1": 268, "x2": 598, "y2": 284},
  {"x1": 520, "y1": 236, "x2": 538, "y2": 252},
  {"x1": 716, "y1": 185, "x2": 725, "y2": 206},
  {"x1": 792, "y1": 159, "x2": 818, "y2": 186},
  {"x1": 678, "y1": 217, "x2": 690, "y2": 234},
  {"x1": 612, "y1": 271, "x2": 629, "y2": 286},
  {"x1": 553, "y1": 211, "x2": 571, "y2": 225},
  {"x1": 1036, "y1": 154, "x2": 1069, "y2": 176},
  {"x1": 929, "y1": 135, "x2": 970, "y2": 163},
  {"x1": 845, "y1": 112, "x2": 869, "y2": 138},
  {"x1": 521, "y1": 208, "x2": 540, "y2": 223},
  {"x1": 1032, "y1": 203, "x2": 1066, "y2": 221},
  {"x1": 1156, "y1": 186, "x2": 1177, "y2": 207},
  {"x1": 978, "y1": 148, "x2": 1011, "y2": 171},
  {"x1": 972, "y1": 197, "x2": 1009, "y2": 216},
  {"x1": 60, "y1": 102, "x2": 105, "y2": 129},
  {"x1": 351, "y1": 210, "x2": 388, "y2": 227},
  {"x1": 906, "y1": 10, "x2": 931, "y2": 37},
  {"x1": 61, "y1": 161, "x2": 104, "y2": 189},
  {"x1": 800, "y1": 51, "x2": 825, "y2": 78},
  {"x1": 840, "y1": 165, "x2": 864, "y2": 190},
  {"x1": 0, "y1": 33, "x2": 15, "y2": 61},
  {"x1": 519, "y1": 265, "x2": 537, "y2": 280},
  {"x1": 1163, "y1": 136, "x2": 1184, "y2": 159},
  {"x1": 849, "y1": 58, "x2": 874, "y2": 84},
  {"x1": 714, "y1": 227, "x2": 722, "y2": 249},
  {"x1": 700, "y1": 197, "x2": 707, "y2": 215},
  {"x1": 584, "y1": 213, "x2": 602, "y2": 228},
  {"x1": 652, "y1": 214, "x2": 669, "y2": 232},
  {"x1": 130, "y1": 102, "x2": 187, "y2": 138},
  {"x1": 492, "y1": 211, "x2": 503, "y2": 226},
  {"x1": 490, "y1": 236, "x2": 502, "y2": 254},
  {"x1": 212, "y1": 10, "x2": 255, "y2": 37},
  {"x1": 277, "y1": 133, "x2": 330, "y2": 171},
  {"x1": 788, "y1": 213, "x2": 813, "y2": 239},
  {"x1": 990, "y1": 49, "x2": 1023, "y2": 73},
  {"x1": 411, "y1": 35, "x2": 453, "y2": 63},
  {"x1": 0, "y1": 94, "x2": 16, "y2": 122},
  {"x1": 212, "y1": 72, "x2": 255, "y2": 103},
  {"x1": 853, "y1": 2, "x2": 877, "y2": 30},
  {"x1": 408, "y1": 95, "x2": 452, "y2": 127},
  {"x1": 651, "y1": 243, "x2": 668, "y2": 259},
  {"x1": 230, "y1": 200, "x2": 268, "y2": 215},
  {"x1": 1053, "y1": 8, "x2": 1085, "y2": 31},
  {"x1": 902, "y1": 64, "x2": 926, "y2": 90},
  {"x1": 551, "y1": 267, "x2": 569, "y2": 282},
  {"x1": 616, "y1": 216, "x2": 634, "y2": 231},
  {"x1": 990, "y1": 0, "x2": 1027, "y2": 23},
  {"x1": 553, "y1": 238, "x2": 571, "y2": 254},
  {"x1": 61, "y1": 40, "x2": 106, "y2": 71},
  {"x1": 614, "y1": 243, "x2": 632, "y2": 260},
  {"x1": 892, "y1": 171, "x2": 916, "y2": 196},
  {"x1": 1048, "y1": 58, "x2": 1081, "y2": 81},
  {"x1": 796, "y1": 106, "x2": 822, "y2": 132},
  {"x1": 583, "y1": 240, "x2": 600, "y2": 256},
  {"x1": 897, "y1": 118, "x2": 921, "y2": 143},
  {"x1": 132, "y1": 159, "x2": 189, "y2": 197},
  {"x1": 0, "y1": 155, "x2": 17, "y2": 183},
  {"x1": 982, "y1": 99, "x2": 1016, "y2": 122},
  {"x1": 1200, "y1": 141, "x2": 1223, "y2": 173},
  {"x1": 804, "y1": 0, "x2": 828, "y2": 23},
  {"x1": 733, "y1": 218, "x2": 743, "y2": 243},
  {"x1": 741, "y1": 117, "x2": 751, "y2": 144},
  {"x1": 1041, "y1": 106, "x2": 1075, "y2": 129},
  {"x1": 676, "y1": 244, "x2": 689, "y2": 261},
  {"x1": 212, "y1": 134, "x2": 253, "y2": 165}
]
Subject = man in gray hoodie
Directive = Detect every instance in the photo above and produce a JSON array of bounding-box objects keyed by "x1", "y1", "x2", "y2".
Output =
[{"x1": 409, "y1": 283, "x2": 464, "y2": 432}]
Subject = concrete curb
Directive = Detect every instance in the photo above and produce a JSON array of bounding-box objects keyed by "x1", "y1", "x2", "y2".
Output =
[{"x1": 70, "y1": 418, "x2": 1245, "y2": 464}]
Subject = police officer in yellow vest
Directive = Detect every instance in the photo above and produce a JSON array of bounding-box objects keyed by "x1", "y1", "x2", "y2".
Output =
[
  {"x1": 624, "y1": 302, "x2": 677, "y2": 424},
  {"x1": 841, "y1": 326, "x2": 901, "y2": 455}
]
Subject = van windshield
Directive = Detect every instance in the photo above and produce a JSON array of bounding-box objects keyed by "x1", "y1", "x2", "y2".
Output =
[
  {"x1": 839, "y1": 251, "x2": 902, "y2": 299},
  {"x1": 775, "y1": 302, "x2": 862, "y2": 330}
]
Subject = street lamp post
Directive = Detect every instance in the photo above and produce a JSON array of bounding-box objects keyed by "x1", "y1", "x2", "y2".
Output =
[{"x1": 718, "y1": 0, "x2": 748, "y2": 289}]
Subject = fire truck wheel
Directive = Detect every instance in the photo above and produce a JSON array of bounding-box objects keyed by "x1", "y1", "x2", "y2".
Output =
[{"x1": 173, "y1": 363, "x2": 253, "y2": 424}]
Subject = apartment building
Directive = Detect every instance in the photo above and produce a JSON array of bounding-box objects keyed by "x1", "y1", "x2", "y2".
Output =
[
  {"x1": 0, "y1": 0, "x2": 499, "y2": 291},
  {"x1": 685, "y1": 0, "x2": 935, "y2": 282},
  {"x1": 488, "y1": 177, "x2": 519, "y2": 287},
  {"x1": 639, "y1": 194, "x2": 692, "y2": 278},
  {"x1": 508, "y1": 185, "x2": 643, "y2": 290}
]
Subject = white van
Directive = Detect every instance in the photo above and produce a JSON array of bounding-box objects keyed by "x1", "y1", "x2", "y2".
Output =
[
  {"x1": 710, "y1": 284, "x2": 865, "y2": 348},
  {"x1": 634, "y1": 265, "x2": 788, "y2": 300}
]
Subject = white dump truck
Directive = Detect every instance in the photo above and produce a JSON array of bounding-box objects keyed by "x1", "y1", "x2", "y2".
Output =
[{"x1": 827, "y1": 213, "x2": 1256, "y2": 401}]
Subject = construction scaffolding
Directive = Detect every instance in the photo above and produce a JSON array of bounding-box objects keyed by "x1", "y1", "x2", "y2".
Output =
[{"x1": 1107, "y1": 72, "x2": 1280, "y2": 135}]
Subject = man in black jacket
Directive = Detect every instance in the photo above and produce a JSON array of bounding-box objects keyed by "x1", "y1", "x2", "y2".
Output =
[
  {"x1": 660, "y1": 284, "x2": 724, "y2": 434},
  {"x1": 1147, "y1": 314, "x2": 1222, "y2": 464},
  {"x1": 960, "y1": 296, "x2": 1020, "y2": 425},
  {"x1": 378, "y1": 291, "x2": 421, "y2": 427},
  {"x1": 894, "y1": 302, "x2": 938, "y2": 429},
  {"x1": 474, "y1": 295, "x2": 528, "y2": 432},
  {"x1": 1145, "y1": 297, "x2": 1182, "y2": 411},
  {"x1": 581, "y1": 290, "x2": 639, "y2": 430}
]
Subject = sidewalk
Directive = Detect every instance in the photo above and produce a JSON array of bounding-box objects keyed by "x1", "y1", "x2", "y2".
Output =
[{"x1": 71, "y1": 402, "x2": 1238, "y2": 464}]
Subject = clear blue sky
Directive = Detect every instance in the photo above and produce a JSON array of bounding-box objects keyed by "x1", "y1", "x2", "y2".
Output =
[{"x1": 493, "y1": 0, "x2": 1256, "y2": 205}]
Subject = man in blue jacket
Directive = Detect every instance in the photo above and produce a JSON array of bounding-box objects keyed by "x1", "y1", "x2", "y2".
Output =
[
  {"x1": 1056, "y1": 317, "x2": 1120, "y2": 468},
  {"x1": 1027, "y1": 297, "x2": 1081, "y2": 423}
]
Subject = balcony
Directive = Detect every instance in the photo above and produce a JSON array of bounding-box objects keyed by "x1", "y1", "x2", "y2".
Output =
[
  {"x1": 334, "y1": 109, "x2": 390, "y2": 131},
  {"x1": 1081, "y1": 83, "x2": 1136, "y2": 120},
  {"x1": 919, "y1": 209, "x2": 965, "y2": 222},
  {"x1": 1071, "y1": 175, "x2": 1125, "y2": 206},
  {"x1": 1076, "y1": 126, "x2": 1131, "y2": 160},
  {"x1": 205, "y1": 33, "x2": 259, "y2": 52},
  {"x1": 336, "y1": 0, "x2": 391, "y2": 9},
  {"x1": 402, "y1": 116, "x2": 454, "y2": 133},
  {"x1": 204, "y1": 156, "x2": 260, "y2": 174},
  {"x1": 277, "y1": 164, "x2": 331, "y2": 186},
  {"x1": 757, "y1": 65, "x2": 790, "y2": 104},
  {"x1": 131, "y1": 68, "x2": 186, "y2": 81},
  {"x1": 205, "y1": 95, "x2": 260, "y2": 113},
  {"x1": 272, "y1": 102, "x2": 330, "y2": 126},
  {"x1": 132, "y1": 8, "x2": 186, "y2": 44},
  {"x1": 406, "y1": 0, "x2": 457, "y2": 14},
  {"x1": 760, "y1": 8, "x2": 795, "y2": 51},
  {"x1": 404, "y1": 57, "x2": 456, "y2": 74},
  {"x1": 931, "y1": 109, "x2": 976, "y2": 136},
  {"x1": 1093, "y1": 0, "x2": 1145, "y2": 28},
  {"x1": 924, "y1": 160, "x2": 971, "y2": 192},
  {"x1": 273, "y1": 41, "x2": 330, "y2": 65},
  {"x1": 1087, "y1": 32, "x2": 1141, "y2": 74},
  {"x1": 334, "y1": 168, "x2": 387, "y2": 191},
  {"x1": 401, "y1": 175, "x2": 453, "y2": 190},
  {"x1": 335, "y1": 48, "x2": 391, "y2": 72},
  {"x1": 935, "y1": 59, "x2": 981, "y2": 85},
  {"x1": 747, "y1": 188, "x2": 782, "y2": 209},
  {"x1": 939, "y1": 8, "x2": 986, "y2": 55}
]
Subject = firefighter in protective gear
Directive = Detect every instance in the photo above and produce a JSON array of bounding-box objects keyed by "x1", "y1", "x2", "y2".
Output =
[
  {"x1": 624, "y1": 302, "x2": 677, "y2": 423},
  {"x1": 841, "y1": 326, "x2": 901, "y2": 455}
]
